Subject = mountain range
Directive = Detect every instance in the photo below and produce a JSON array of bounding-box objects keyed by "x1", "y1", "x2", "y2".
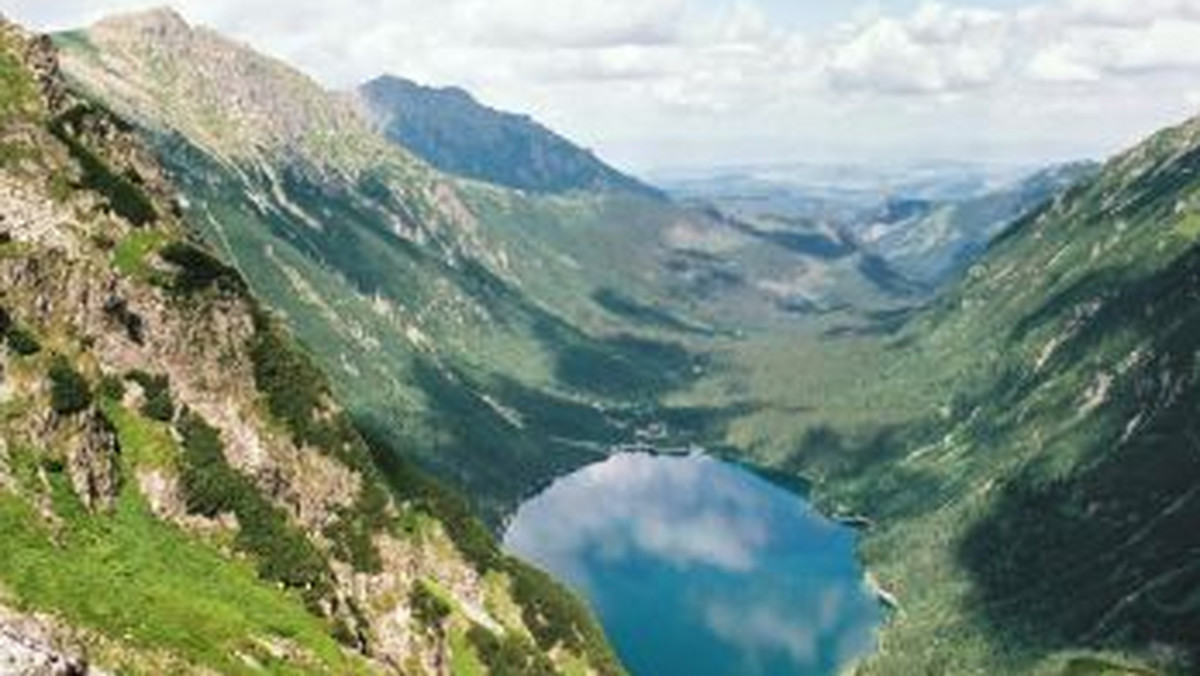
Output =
[{"x1": 0, "y1": 5, "x2": 1196, "y2": 675}]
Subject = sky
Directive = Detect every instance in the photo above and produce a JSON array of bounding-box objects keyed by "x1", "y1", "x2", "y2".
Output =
[{"x1": 7, "y1": 0, "x2": 1200, "y2": 173}]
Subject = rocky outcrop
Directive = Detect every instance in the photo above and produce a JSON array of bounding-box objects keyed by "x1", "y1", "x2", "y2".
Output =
[
  {"x1": 0, "y1": 607, "x2": 100, "y2": 676},
  {"x1": 57, "y1": 410, "x2": 120, "y2": 511}
]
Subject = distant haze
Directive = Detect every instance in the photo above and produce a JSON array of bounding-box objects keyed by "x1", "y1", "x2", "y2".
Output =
[{"x1": 9, "y1": 0, "x2": 1200, "y2": 173}]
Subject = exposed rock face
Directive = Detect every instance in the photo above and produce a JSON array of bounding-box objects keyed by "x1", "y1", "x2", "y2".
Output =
[
  {"x1": 59, "y1": 410, "x2": 120, "y2": 511},
  {"x1": 0, "y1": 607, "x2": 100, "y2": 676},
  {"x1": 63, "y1": 8, "x2": 509, "y2": 268}
]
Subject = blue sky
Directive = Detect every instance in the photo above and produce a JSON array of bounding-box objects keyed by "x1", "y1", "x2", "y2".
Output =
[{"x1": 8, "y1": 0, "x2": 1200, "y2": 172}]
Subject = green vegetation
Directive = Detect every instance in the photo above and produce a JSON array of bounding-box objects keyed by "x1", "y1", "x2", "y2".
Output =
[
  {"x1": 365, "y1": 429, "x2": 501, "y2": 572},
  {"x1": 0, "y1": 29, "x2": 39, "y2": 124},
  {"x1": 364, "y1": 431, "x2": 623, "y2": 674},
  {"x1": 112, "y1": 228, "x2": 170, "y2": 279},
  {"x1": 147, "y1": 137, "x2": 686, "y2": 525},
  {"x1": 5, "y1": 323, "x2": 41, "y2": 356},
  {"x1": 99, "y1": 399, "x2": 175, "y2": 470},
  {"x1": 466, "y1": 625, "x2": 556, "y2": 676},
  {"x1": 410, "y1": 580, "x2": 453, "y2": 631},
  {"x1": 47, "y1": 355, "x2": 92, "y2": 415},
  {"x1": 450, "y1": 625, "x2": 487, "y2": 676},
  {"x1": 6, "y1": 24, "x2": 630, "y2": 675},
  {"x1": 505, "y1": 558, "x2": 621, "y2": 674},
  {"x1": 97, "y1": 374, "x2": 126, "y2": 401},
  {"x1": 663, "y1": 118, "x2": 1200, "y2": 675},
  {"x1": 0, "y1": 472, "x2": 364, "y2": 674},
  {"x1": 248, "y1": 314, "x2": 391, "y2": 573},
  {"x1": 126, "y1": 370, "x2": 174, "y2": 422},
  {"x1": 248, "y1": 314, "x2": 334, "y2": 448},
  {"x1": 47, "y1": 104, "x2": 157, "y2": 227},
  {"x1": 159, "y1": 240, "x2": 246, "y2": 295},
  {"x1": 176, "y1": 412, "x2": 332, "y2": 607},
  {"x1": 323, "y1": 499, "x2": 385, "y2": 574}
]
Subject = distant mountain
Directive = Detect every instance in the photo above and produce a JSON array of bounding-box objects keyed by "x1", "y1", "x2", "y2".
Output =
[
  {"x1": 854, "y1": 161, "x2": 1099, "y2": 284},
  {"x1": 663, "y1": 160, "x2": 1095, "y2": 287},
  {"x1": 654, "y1": 159, "x2": 1038, "y2": 220},
  {"x1": 359, "y1": 75, "x2": 660, "y2": 196}
]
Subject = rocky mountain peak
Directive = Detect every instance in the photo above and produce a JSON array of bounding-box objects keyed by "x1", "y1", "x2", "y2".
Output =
[
  {"x1": 92, "y1": 6, "x2": 190, "y2": 38},
  {"x1": 358, "y1": 73, "x2": 662, "y2": 196},
  {"x1": 68, "y1": 9, "x2": 399, "y2": 172}
]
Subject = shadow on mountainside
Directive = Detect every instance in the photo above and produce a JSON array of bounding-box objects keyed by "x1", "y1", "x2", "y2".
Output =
[
  {"x1": 781, "y1": 424, "x2": 948, "y2": 522},
  {"x1": 957, "y1": 241, "x2": 1200, "y2": 669}
]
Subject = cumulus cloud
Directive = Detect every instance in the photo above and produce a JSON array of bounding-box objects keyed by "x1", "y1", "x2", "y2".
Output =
[
  {"x1": 825, "y1": 0, "x2": 1200, "y2": 95},
  {"x1": 6, "y1": 0, "x2": 1200, "y2": 170},
  {"x1": 458, "y1": 0, "x2": 688, "y2": 49},
  {"x1": 826, "y1": 6, "x2": 1008, "y2": 94}
]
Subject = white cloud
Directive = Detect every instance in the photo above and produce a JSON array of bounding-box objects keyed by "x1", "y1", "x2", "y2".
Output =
[
  {"x1": 6, "y1": 0, "x2": 1200, "y2": 169},
  {"x1": 825, "y1": 1, "x2": 1200, "y2": 94},
  {"x1": 458, "y1": 0, "x2": 688, "y2": 49},
  {"x1": 826, "y1": 7, "x2": 1008, "y2": 95}
]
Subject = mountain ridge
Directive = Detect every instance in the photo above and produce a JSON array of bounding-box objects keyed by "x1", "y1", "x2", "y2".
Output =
[{"x1": 358, "y1": 74, "x2": 661, "y2": 197}]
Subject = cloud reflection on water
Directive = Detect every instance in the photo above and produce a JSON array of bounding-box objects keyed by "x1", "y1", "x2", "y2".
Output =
[
  {"x1": 505, "y1": 453, "x2": 775, "y2": 579},
  {"x1": 503, "y1": 452, "x2": 879, "y2": 676}
]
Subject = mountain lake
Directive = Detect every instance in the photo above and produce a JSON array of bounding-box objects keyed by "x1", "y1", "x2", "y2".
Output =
[{"x1": 503, "y1": 452, "x2": 883, "y2": 676}]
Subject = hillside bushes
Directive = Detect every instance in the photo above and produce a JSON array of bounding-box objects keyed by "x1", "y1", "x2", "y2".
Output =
[
  {"x1": 409, "y1": 581, "x2": 452, "y2": 631},
  {"x1": 176, "y1": 412, "x2": 331, "y2": 606},
  {"x1": 126, "y1": 370, "x2": 173, "y2": 421},
  {"x1": 249, "y1": 315, "x2": 391, "y2": 573},
  {"x1": 159, "y1": 241, "x2": 245, "y2": 295},
  {"x1": 48, "y1": 356, "x2": 91, "y2": 415},
  {"x1": 505, "y1": 557, "x2": 622, "y2": 674},
  {"x1": 467, "y1": 625, "x2": 556, "y2": 676},
  {"x1": 360, "y1": 426, "x2": 623, "y2": 674},
  {"x1": 0, "y1": 307, "x2": 40, "y2": 356},
  {"x1": 6, "y1": 327, "x2": 40, "y2": 355},
  {"x1": 48, "y1": 104, "x2": 157, "y2": 227}
]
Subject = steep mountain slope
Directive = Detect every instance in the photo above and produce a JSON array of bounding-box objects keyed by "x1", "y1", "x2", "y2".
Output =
[
  {"x1": 682, "y1": 107, "x2": 1200, "y2": 674},
  {"x1": 359, "y1": 75, "x2": 658, "y2": 197},
  {"x1": 0, "y1": 19, "x2": 618, "y2": 674}
]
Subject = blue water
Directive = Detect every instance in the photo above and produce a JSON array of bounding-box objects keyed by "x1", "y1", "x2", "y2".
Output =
[{"x1": 503, "y1": 452, "x2": 881, "y2": 676}]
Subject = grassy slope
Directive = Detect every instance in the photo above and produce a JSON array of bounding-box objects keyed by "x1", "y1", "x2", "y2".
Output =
[{"x1": 0, "y1": 405, "x2": 365, "y2": 675}]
